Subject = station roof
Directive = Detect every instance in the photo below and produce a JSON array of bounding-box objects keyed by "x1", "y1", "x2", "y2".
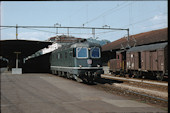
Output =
[
  {"x1": 102, "y1": 28, "x2": 168, "y2": 52},
  {"x1": 0, "y1": 39, "x2": 52, "y2": 59}
]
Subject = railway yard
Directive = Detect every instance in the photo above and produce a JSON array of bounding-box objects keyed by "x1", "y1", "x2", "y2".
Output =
[
  {"x1": 1, "y1": 2, "x2": 168, "y2": 113},
  {"x1": 1, "y1": 68, "x2": 168, "y2": 113}
]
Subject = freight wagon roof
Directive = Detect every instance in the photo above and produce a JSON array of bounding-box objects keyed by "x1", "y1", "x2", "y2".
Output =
[
  {"x1": 102, "y1": 28, "x2": 168, "y2": 52},
  {"x1": 127, "y1": 42, "x2": 168, "y2": 52}
]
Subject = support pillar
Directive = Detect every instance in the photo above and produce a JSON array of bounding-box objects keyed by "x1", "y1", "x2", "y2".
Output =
[{"x1": 12, "y1": 52, "x2": 22, "y2": 74}]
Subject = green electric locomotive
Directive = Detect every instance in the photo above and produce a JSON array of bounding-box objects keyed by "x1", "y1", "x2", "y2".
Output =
[{"x1": 50, "y1": 41, "x2": 103, "y2": 83}]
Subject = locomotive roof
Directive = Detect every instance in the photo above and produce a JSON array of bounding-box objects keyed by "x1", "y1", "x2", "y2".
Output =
[
  {"x1": 71, "y1": 41, "x2": 101, "y2": 48},
  {"x1": 53, "y1": 41, "x2": 101, "y2": 52},
  {"x1": 127, "y1": 42, "x2": 168, "y2": 52}
]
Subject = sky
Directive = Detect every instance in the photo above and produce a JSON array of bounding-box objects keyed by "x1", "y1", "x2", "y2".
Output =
[{"x1": 0, "y1": 1, "x2": 168, "y2": 42}]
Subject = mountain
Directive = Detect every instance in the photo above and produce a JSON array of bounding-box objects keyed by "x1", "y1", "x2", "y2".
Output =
[{"x1": 87, "y1": 38, "x2": 111, "y2": 46}]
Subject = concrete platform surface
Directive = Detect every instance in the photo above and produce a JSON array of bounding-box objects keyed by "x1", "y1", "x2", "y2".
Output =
[{"x1": 1, "y1": 72, "x2": 167, "y2": 113}]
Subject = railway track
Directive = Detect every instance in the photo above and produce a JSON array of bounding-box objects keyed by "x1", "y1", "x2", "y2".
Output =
[
  {"x1": 92, "y1": 74, "x2": 168, "y2": 108},
  {"x1": 101, "y1": 74, "x2": 168, "y2": 86}
]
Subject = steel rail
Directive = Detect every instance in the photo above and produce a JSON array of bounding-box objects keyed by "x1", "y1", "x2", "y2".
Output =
[
  {"x1": 124, "y1": 89, "x2": 168, "y2": 102},
  {"x1": 96, "y1": 83, "x2": 168, "y2": 102}
]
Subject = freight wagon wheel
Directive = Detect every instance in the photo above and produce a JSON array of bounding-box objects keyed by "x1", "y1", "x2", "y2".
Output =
[
  {"x1": 156, "y1": 72, "x2": 164, "y2": 81},
  {"x1": 136, "y1": 71, "x2": 142, "y2": 78},
  {"x1": 132, "y1": 71, "x2": 137, "y2": 78},
  {"x1": 120, "y1": 70, "x2": 124, "y2": 77},
  {"x1": 120, "y1": 69, "x2": 126, "y2": 77},
  {"x1": 133, "y1": 71, "x2": 140, "y2": 78}
]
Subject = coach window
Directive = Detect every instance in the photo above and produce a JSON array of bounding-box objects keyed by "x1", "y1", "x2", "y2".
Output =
[{"x1": 76, "y1": 47, "x2": 88, "y2": 58}]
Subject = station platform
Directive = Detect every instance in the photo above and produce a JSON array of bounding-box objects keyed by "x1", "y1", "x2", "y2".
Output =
[{"x1": 1, "y1": 70, "x2": 167, "y2": 113}]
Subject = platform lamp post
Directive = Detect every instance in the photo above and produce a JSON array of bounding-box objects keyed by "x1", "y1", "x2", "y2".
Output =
[
  {"x1": 12, "y1": 52, "x2": 22, "y2": 74},
  {"x1": 14, "y1": 52, "x2": 21, "y2": 68}
]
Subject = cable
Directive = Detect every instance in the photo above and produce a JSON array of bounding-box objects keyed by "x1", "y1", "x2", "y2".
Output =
[
  {"x1": 0, "y1": 27, "x2": 13, "y2": 30},
  {"x1": 82, "y1": 1, "x2": 128, "y2": 26},
  {"x1": 24, "y1": 27, "x2": 56, "y2": 34},
  {"x1": 99, "y1": 12, "x2": 168, "y2": 38}
]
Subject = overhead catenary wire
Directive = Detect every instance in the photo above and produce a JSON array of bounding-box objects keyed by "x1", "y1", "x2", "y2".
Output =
[
  {"x1": 82, "y1": 1, "x2": 128, "y2": 26},
  {"x1": 96, "y1": 12, "x2": 167, "y2": 38},
  {"x1": 0, "y1": 25, "x2": 129, "y2": 31},
  {"x1": 24, "y1": 27, "x2": 106, "y2": 35},
  {"x1": 0, "y1": 25, "x2": 129, "y2": 42}
]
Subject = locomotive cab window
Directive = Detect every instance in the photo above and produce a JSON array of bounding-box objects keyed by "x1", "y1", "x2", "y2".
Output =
[
  {"x1": 91, "y1": 47, "x2": 100, "y2": 58},
  {"x1": 76, "y1": 47, "x2": 88, "y2": 58}
]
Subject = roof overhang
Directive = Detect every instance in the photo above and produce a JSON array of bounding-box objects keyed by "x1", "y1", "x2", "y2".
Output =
[{"x1": 0, "y1": 39, "x2": 52, "y2": 60}]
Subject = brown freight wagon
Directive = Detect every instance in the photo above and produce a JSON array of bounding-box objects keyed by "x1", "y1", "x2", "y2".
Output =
[
  {"x1": 108, "y1": 50, "x2": 126, "y2": 76},
  {"x1": 126, "y1": 42, "x2": 168, "y2": 80}
]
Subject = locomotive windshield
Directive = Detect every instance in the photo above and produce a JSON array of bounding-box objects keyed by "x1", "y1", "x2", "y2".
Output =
[
  {"x1": 77, "y1": 47, "x2": 88, "y2": 58},
  {"x1": 91, "y1": 47, "x2": 100, "y2": 58}
]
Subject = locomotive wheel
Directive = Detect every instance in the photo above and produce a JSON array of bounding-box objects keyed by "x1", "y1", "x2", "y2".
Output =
[
  {"x1": 58, "y1": 71, "x2": 62, "y2": 76},
  {"x1": 52, "y1": 70, "x2": 55, "y2": 75},
  {"x1": 66, "y1": 72, "x2": 70, "y2": 79},
  {"x1": 156, "y1": 72, "x2": 164, "y2": 81}
]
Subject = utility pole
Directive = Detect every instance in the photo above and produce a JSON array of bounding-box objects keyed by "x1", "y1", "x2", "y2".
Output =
[
  {"x1": 92, "y1": 28, "x2": 95, "y2": 39},
  {"x1": 67, "y1": 28, "x2": 69, "y2": 37},
  {"x1": 54, "y1": 23, "x2": 61, "y2": 35},
  {"x1": 16, "y1": 24, "x2": 18, "y2": 40},
  {"x1": 127, "y1": 28, "x2": 130, "y2": 48}
]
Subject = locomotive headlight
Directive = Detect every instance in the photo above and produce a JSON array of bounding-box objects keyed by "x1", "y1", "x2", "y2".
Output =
[{"x1": 87, "y1": 59, "x2": 92, "y2": 65}]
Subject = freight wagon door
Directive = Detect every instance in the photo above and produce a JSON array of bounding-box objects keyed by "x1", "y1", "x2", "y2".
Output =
[
  {"x1": 157, "y1": 50, "x2": 164, "y2": 71},
  {"x1": 141, "y1": 52, "x2": 145, "y2": 70},
  {"x1": 130, "y1": 53, "x2": 135, "y2": 70},
  {"x1": 145, "y1": 51, "x2": 150, "y2": 70},
  {"x1": 150, "y1": 51, "x2": 158, "y2": 71},
  {"x1": 134, "y1": 52, "x2": 139, "y2": 70},
  {"x1": 126, "y1": 52, "x2": 131, "y2": 70},
  {"x1": 116, "y1": 54, "x2": 121, "y2": 70}
]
